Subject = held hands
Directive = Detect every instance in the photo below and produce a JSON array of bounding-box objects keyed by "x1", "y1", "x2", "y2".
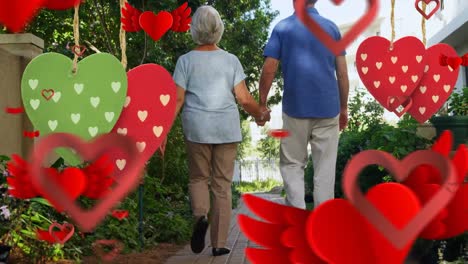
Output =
[{"x1": 255, "y1": 105, "x2": 271, "y2": 126}]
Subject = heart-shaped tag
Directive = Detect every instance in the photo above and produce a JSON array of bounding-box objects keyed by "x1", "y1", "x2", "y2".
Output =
[
  {"x1": 139, "y1": 11, "x2": 174, "y2": 41},
  {"x1": 29, "y1": 133, "x2": 145, "y2": 232},
  {"x1": 387, "y1": 96, "x2": 413, "y2": 117},
  {"x1": 0, "y1": 0, "x2": 45, "y2": 32},
  {"x1": 415, "y1": 0, "x2": 440, "y2": 20},
  {"x1": 342, "y1": 149, "x2": 457, "y2": 249},
  {"x1": 93, "y1": 240, "x2": 123, "y2": 261},
  {"x1": 407, "y1": 44, "x2": 459, "y2": 123},
  {"x1": 356, "y1": 36, "x2": 426, "y2": 112},
  {"x1": 48, "y1": 222, "x2": 75, "y2": 244},
  {"x1": 109, "y1": 64, "x2": 177, "y2": 181},
  {"x1": 21, "y1": 53, "x2": 128, "y2": 166},
  {"x1": 294, "y1": 0, "x2": 379, "y2": 55},
  {"x1": 71, "y1": 45, "x2": 87, "y2": 57}
]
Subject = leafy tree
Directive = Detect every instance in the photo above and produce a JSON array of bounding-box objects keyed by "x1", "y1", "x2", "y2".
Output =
[{"x1": 256, "y1": 125, "x2": 280, "y2": 159}]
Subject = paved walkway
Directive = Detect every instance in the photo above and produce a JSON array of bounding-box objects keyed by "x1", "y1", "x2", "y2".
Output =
[{"x1": 164, "y1": 193, "x2": 284, "y2": 264}]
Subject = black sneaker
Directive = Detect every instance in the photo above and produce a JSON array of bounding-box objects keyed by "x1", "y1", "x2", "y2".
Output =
[
  {"x1": 190, "y1": 216, "x2": 209, "y2": 254},
  {"x1": 212, "y1": 247, "x2": 231, "y2": 256}
]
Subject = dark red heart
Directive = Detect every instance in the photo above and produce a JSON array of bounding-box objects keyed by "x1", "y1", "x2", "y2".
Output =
[
  {"x1": 139, "y1": 11, "x2": 173, "y2": 42},
  {"x1": 111, "y1": 210, "x2": 128, "y2": 220},
  {"x1": 93, "y1": 240, "x2": 123, "y2": 261},
  {"x1": 41, "y1": 89, "x2": 55, "y2": 101},
  {"x1": 71, "y1": 45, "x2": 87, "y2": 57},
  {"x1": 307, "y1": 183, "x2": 420, "y2": 263},
  {"x1": 446, "y1": 56, "x2": 462, "y2": 71},
  {"x1": 0, "y1": 0, "x2": 46, "y2": 33},
  {"x1": 48, "y1": 222, "x2": 75, "y2": 244},
  {"x1": 415, "y1": 0, "x2": 441, "y2": 20}
]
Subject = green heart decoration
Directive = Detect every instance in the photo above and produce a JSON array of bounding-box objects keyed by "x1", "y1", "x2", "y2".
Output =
[{"x1": 21, "y1": 53, "x2": 128, "y2": 166}]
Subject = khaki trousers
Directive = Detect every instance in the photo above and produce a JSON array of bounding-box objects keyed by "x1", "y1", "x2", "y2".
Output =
[
  {"x1": 185, "y1": 140, "x2": 238, "y2": 248},
  {"x1": 280, "y1": 112, "x2": 340, "y2": 209}
]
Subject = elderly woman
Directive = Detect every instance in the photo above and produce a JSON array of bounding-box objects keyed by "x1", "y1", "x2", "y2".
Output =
[{"x1": 172, "y1": 5, "x2": 270, "y2": 257}]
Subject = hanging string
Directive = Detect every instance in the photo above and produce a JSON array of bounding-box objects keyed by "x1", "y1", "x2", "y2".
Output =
[
  {"x1": 421, "y1": 2, "x2": 427, "y2": 46},
  {"x1": 389, "y1": 0, "x2": 396, "y2": 49},
  {"x1": 72, "y1": 4, "x2": 80, "y2": 74},
  {"x1": 119, "y1": 0, "x2": 128, "y2": 70}
]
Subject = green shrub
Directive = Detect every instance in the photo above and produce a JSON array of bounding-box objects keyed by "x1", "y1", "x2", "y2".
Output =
[{"x1": 235, "y1": 179, "x2": 282, "y2": 193}]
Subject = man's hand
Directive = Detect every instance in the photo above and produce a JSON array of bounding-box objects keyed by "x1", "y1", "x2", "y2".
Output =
[
  {"x1": 339, "y1": 108, "x2": 348, "y2": 131},
  {"x1": 255, "y1": 105, "x2": 271, "y2": 126}
]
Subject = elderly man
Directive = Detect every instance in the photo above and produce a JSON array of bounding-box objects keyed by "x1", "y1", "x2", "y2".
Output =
[
  {"x1": 258, "y1": 0, "x2": 349, "y2": 209},
  {"x1": 172, "y1": 5, "x2": 270, "y2": 257}
]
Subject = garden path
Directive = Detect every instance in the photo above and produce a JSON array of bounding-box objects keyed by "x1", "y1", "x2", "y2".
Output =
[{"x1": 164, "y1": 193, "x2": 283, "y2": 264}]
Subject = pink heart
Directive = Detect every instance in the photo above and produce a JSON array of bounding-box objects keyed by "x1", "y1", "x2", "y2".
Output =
[
  {"x1": 29, "y1": 133, "x2": 145, "y2": 232},
  {"x1": 342, "y1": 149, "x2": 457, "y2": 249},
  {"x1": 49, "y1": 222, "x2": 74, "y2": 244}
]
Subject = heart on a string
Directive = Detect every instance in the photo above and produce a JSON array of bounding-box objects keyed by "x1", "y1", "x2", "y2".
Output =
[
  {"x1": 415, "y1": 0, "x2": 440, "y2": 20},
  {"x1": 342, "y1": 149, "x2": 457, "y2": 249},
  {"x1": 29, "y1": 133, "x2": 145, "y2": 232},
  {"x1": 407, "y1": 44, "x2": 459, "y2": 123},
  {"x1": 93, "y1": 240, "x2": 124, "y2": 261},
  {"x1": 71, "y1": 45, "x2": 87, "y2": 57},
  {"x1": 41, "y1": 89, "x2": 55, "y2": 101},
  {"x1": 356, "y1": 36, "x2": 427, "y2": 113},
  {"x1": 294, "y1": 0, "x2": 378, "y2": 56},
  {"x1": 307, "y1": 183, "x2": 420, "y2": 264},
  {"x1": 139, "y1": 11, "x2": 174, "y2": 41},
  {"x1": 0, "y1": 0, "x2": 45, "y2": 33},
  {"x1": 48, "y1": 222, "x2": 75, "y2": 244},
  {"x1": 109, "y1": 64, "x2": 177, "y2": 181}
]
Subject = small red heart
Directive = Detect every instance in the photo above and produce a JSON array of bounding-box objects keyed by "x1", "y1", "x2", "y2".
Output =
[
  {"x1": 415, "y1": 0, "x2": 440, "y2": 20},
  {"x1": 71, "y1": 45, "x2": 86, "y2": 57},
  {"x1": 0, "y1": 0, "x2": 46, "y2": 33},
  {"x1": 93, "y1": 240, "x2": 123, "y2": 261},
  {"x1": 294, "y1": 0, "x2": 378, "y2": 55},
  {"x1": 48, "y1": 222, "x2": 75, "y2": 244},
  {"x1": 111, "y1": 210, "x2": 129, "y2": 220},
  {"x1": 446, "y1": 56, "x2": 462, "y2": 71},
  {"x1": 268, "y1": 129, "x2": 290, "y2": 139},
  {"x1": 43, "y1": 0, "x2": 81, "y2": 10},
  {"x1": 308, "y1": 183, "x2": 420, "y2": 263},
  {"x1": 29, "y1": 133, "x2": 145, "y2": 232},
  {"x1": 41, "y1": 89, "x2": 55, "y2": 101},
  {"x1": 139, "y1": 11, "x2": 174, "y2": 42}
]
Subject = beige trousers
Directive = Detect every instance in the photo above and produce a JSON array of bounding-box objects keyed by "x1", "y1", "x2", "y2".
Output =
[
  {"x1": 280, "y1": 112, "x2": 340, "y2": 209},
  {"x1": 185, "y1": 140, "x2": 238, "y2": 248}
]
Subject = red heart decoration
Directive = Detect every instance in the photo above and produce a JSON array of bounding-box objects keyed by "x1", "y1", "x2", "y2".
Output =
[
  {"x1": 446, "y1": 56, "x2": 463, "y2": 71},
  {"x1": 0, "y1": 0, "x2": 46, "y2": 33},
  {"x1": 48, "y1": 222, "x2": 75, "y2": 244},
  {"x1": 342, "y1": 150, "x2": 457, "y2": 249},
  {"x1": 41, "y1": 167, "x2": 87, "y2": 212},
  {"x1": 43, "y1": 0, "x2": 81, "y2": 10},
  {"x1": 407, "y1": 44, "x2": 459, "y2": 123},
  {"x1": 268, "y1": 129, "x2": 290, "y2": 139},
  {"x1": 29, "y1": 133, "x2": 145, "y2": 232},
  {"x1": 111, "y1": 209, "x2": 129, "y2": 220},
  {"x1": 307, "y1": 183, "x2": 420, "y2": 263},
  {"x1": 109, "y1": 64, "x2": 177, "y2": 181},
  {"x1": 93, "y1": 239, "x2": 123, "y2": 261},
  {"x1": 139, "y1": 11, "x2": 174, "y2": 42},
  {"x1": 294, "y1": 0, "x2": 378, "y2": 56},
  {"x1": 356, "y1": 36, "x2": 427, "y2": 112},
  {"x1": 41, "y1": 89, "x2": 55, "y2": 101},
  {"x1": 415, "y1": 0, "x2": 440, "y2": 20},
  {"x1": 71, "y1": 45, "x2": 87, "y2": 57}
]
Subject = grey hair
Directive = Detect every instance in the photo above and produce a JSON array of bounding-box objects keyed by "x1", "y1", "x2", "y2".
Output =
[{"x1": 190, "y1": 5, "x2": 225, "y2": 45}]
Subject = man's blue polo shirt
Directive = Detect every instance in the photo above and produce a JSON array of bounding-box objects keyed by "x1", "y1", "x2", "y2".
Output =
[{"x1": 264, "y1": 7, "x2": 346, "y2": 118}]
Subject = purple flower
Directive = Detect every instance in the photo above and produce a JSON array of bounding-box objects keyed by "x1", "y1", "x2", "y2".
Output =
[{"x1": 0, "y1": 205, "x2": 10, "y2": 220}]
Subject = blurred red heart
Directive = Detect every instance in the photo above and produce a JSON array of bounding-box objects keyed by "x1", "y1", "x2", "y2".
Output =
[
  {"x1": 111, "y1": 210, "x2": 129, "y2": 220},
  {"x1": 41, "y1": 167, "x2": 87, "y2": 212},
  {"x1": 93, "y1": 240, "x2": 123, "y2": 261},
  {"x1": 48, "y1": 222, "x2": 75, "y2": 244},
  {"x1": 268, "y1": 129, "x2": 290, "y2": 139},
  {"x1": 139, "y1": 11, "x2": 173, "y2": 41},
  {"x1": 43, "y1": 0, "x2": 81, "y2": 10},
  {"x1": 307, "y1": 183, "x2": 420, "y2": 263},
  {"x1": 0, "y1": 0, "x2": 46, "y2": 33}
]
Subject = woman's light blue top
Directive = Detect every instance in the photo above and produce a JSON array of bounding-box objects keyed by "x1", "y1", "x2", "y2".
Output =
[{"x1": 173, "y1": 49, "x2": 246, "y2": 144}]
